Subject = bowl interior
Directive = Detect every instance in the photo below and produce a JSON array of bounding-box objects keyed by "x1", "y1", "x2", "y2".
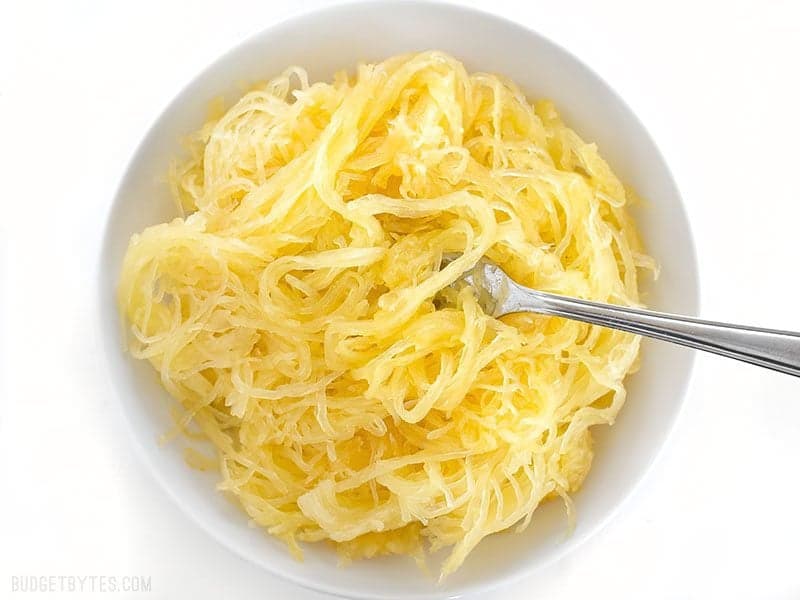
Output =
[{"x1": 100, "y1": 2, "x2": 698, "y2": 598}]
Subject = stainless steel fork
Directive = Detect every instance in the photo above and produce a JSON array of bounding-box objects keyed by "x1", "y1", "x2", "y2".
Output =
[{"x1": 455, "y1": 258, "x2": 800, "y2": 377}]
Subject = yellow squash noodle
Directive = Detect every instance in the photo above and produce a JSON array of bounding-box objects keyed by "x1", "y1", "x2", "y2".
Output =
[{"x1": 119, "y1": 51, "x2": 655, "y2": 578}]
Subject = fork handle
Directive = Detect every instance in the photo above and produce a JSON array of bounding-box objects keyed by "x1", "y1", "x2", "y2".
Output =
[{"x1": 503, "y1": 286, "x2": 800, "y2": 377}]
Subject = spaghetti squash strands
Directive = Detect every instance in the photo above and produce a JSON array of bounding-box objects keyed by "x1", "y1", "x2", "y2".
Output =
[{"x1": 119, "y1": 51, "x2": 653, "y2": 578}]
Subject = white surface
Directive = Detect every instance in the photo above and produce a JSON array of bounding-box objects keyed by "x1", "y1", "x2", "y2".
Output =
[
  {"x1": 97, "y1": 3, "x2": 698, "y2": 597},
  {"x1": 1, "y1": 0, "x2": 799, "y2": 598}
]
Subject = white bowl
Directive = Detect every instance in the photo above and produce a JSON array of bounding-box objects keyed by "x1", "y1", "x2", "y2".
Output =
[{"x1": 99, "y1": 2, "x2": 699, "y2": 598}]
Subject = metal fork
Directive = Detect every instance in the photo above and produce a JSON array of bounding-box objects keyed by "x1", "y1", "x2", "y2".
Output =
[{"x1": 452, "y1": 258, "x2": 800, "y2": 377}]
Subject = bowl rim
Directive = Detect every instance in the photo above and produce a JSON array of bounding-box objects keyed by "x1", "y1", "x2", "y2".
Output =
[{"x1": 97, "y1": 1, "x2": 701, "y2": 598}]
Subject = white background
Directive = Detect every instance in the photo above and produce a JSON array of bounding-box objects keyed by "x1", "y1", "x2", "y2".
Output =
[{"x1": 2, "y1": 0, "x2": 800, "y2": 598}]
